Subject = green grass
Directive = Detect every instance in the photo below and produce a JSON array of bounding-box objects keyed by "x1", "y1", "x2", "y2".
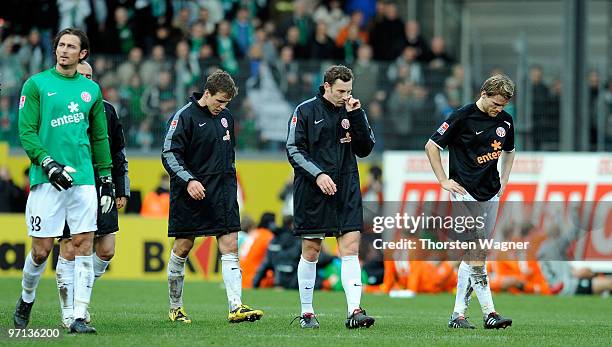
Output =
[{"x1": 0, "y1": 278, "x2": 610, "y2": 346}]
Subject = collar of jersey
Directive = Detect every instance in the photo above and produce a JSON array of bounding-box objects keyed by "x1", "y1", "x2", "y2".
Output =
[
  {"x1": 51, "y1": 67, "x2": 79, "y2": 80},
  {"x1": 317, "y1": 86, "x2": 342, "y2": 112},
  {"x1": 190, "y1": 92, "x2": 215, "y2": 117}
]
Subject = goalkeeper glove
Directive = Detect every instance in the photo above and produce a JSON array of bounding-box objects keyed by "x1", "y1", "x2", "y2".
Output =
[
  {"x1": 41, "y1": 157, "x2": 76, "y2": 191},
  {"x1": 100, "y1": 176, "x2": 115, "y2": 214}
]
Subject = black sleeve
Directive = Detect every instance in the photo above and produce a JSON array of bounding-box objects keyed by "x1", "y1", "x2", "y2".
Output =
[
  {"x1": 286, "y1": 106, "x2": 324, "y2": 181},
  {"x1": 347, "y1": 108, "x2": 375, "y2": 158},
  {"x1": 502, "y1": 116, "x2": 515, "y2": 152},
  {"x1": 106, "y1": 102, "x2": 130, "y2": 197},
  {"x1": 161, "y1": 111, "x2": 195, "y2": 190},
  {"x1": 429, "y1": 110, "x2": 463, "y2": 149}
]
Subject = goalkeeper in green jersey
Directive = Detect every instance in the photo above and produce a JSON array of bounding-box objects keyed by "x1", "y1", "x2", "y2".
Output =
[{"x1": 13, "y1": 28, "x2": 114, "y2": 335}]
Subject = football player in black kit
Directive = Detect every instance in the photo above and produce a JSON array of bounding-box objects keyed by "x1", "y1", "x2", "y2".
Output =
[{"x1": 425, "y1": 74, "x2": 516, "y2": 330}]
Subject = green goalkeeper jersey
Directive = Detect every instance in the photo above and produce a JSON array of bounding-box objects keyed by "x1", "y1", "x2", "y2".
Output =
[{"x1": 18, "y1": 67, "x2": 112, "y2": 187}]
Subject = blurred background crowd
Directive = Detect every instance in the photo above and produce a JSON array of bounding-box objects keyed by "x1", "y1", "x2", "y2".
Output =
[{"x1": 2, "y1": 0, "x2": 610, "y2": 153}]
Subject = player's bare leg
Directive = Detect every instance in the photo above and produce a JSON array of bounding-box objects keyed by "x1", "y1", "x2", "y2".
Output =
[
  {"x1": 69, "y1": 231, "x2": 96, "y2": 334},
  {"x1": 167, "y1": 236, "x2": 193, "y2": 323},
  {"x1": 14, "y1": 237, "x2": 53, "y2": 328},
  {"x1": 338, "y1": 231, "x2": 374, "y2": 329},
  {"x1": 219, "y1": 232, "x2": 263, "y2": 323}
]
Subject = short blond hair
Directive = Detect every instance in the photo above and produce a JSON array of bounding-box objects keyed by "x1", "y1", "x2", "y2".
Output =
[{"x1": 481, "y1": 74, "x2": 515, "y2": 100}]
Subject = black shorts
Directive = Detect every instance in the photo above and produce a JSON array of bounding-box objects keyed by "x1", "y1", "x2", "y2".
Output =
[
  {"x1": 168, "y1": 228, "x2": 237, "y2": 238},
  {"x1": 575, "y1": 278, "x2": 593, "y2": 295}
]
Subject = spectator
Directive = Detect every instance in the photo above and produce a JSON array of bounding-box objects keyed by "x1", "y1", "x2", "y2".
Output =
[
  {"x1": 195, "y1": 6, "x2": 217, "y2": 36},
  {"x1": 271, "y1": 46, "x2": 301, "y2": 105},
  {"x1": 140, "y1": 45, "x2": 171, "y2": 86},
  {"x1": 386, "y1": 46, "x2": 423, "y2": 86},
  {"x1": 117, "y1": 46, "x2": 144, "y2": 87},
  {"x1": 529, "y1": 65, "x2": 551, "y2": 149},
  {"x1": 351, "y1": 44, "x2": 379, "y2": 107},
  {"x1": 134, "y1": 118, "x2": 154, "y2": 152},
  {"x1": 141, "y1": 70, "x2": 176, "y2": 134},
  {"x1": 253, "y1": 215, "x2": 302, "y2": 289},
  {"x1": 174, "y1": 40, "x2": 200, "y2": 105},
  {"x1": 283, "y1": 25, "x2": 309, "y2": 60},
  {"x1": 213, "y1": 20, "x2": 241, "y2": 74},
  {"x1": 309, "y1": 21, "x2": 337, "y2": 60},
  {"x1": 198, "y1": 0, "x2": 225, "y2": 28},
  {"x1": 387, "y1": 81, "x2": 416, "y2": 149},
  {"x1": 119, "y1": 74, "x2": 146, "y2": 138},
  {"x1": 0, "y1": 166, "x2": 25, "y2": 213},
  {"x1": 277, "y1": 0, "x2": 314, "y2": 48},
  {"x1": 0, "y1": 95, "x2": 18, "y2": 147},
  {"x1": 188, "y1": 21, "x2": 210, "y2": 56},
  {"x1": 105, "y1": 6, "x2": 136, "y2": 54},
  {"x1": 172, "y1": 7, "x2": 192, "y2": 37},
  {"x1": 235, "y1": 99, "x2": 260, "y2": 150},
  {"x1": 424, "y1": 37, "x2": 454, "y2": 94},
  {"x1": 403, "y1": 20, "x2": 429, "y2": 63},
  {"x1": 338, "y1": 22, "x2": 364, "y2": 65},
  {"x1": 240, "y1": 212, "x2": 276, "y2": 288},
  {"x1": 336, "y1": 10, "x2": 368, "y2": 48},
  {"x1": 17, "y1": 29, "x2": 47, "y2": 76},
  {"x1": 346, "y1": 0, "x2": 377, "y2": 25},
  {"x1": 313, "y1": 0, "x2": 348, "y2": 39},
  {"x1": 141, "y1": 173, "x2": 170, "y2": 217},
  {"x1": 57, "y1": 0, "x2": 91, "y2": 31},
  {"x1": 588, "y1": 70, "x2": 601, "y2": 149},
  {"x1": 93, "y1": 55, "x2": 119, "y2": 90},
  {"x1": 425, "y1": 37, "x2": 454, "y2": 67},
  {"x1": 231, "y1": 7, "x2": 254, "y2": 57},
  {"x1": 253, "y1": 27, "x2": 277, "y2": 63},
  {"x1": 434, "y1": 73, "x2": 462, "y2": 120},
  {"x1": 369, "y1": 2, "x2": 405, "y2": 61},
  {"x1": 0, "y1": 36, "x2": 26, "y2": 97},
  {"x1": 153, "y1": 24, "x2": 184, "y2": 56},
  {"x1": 197, "y1": 44, "x2": 220, "y2": 74}
]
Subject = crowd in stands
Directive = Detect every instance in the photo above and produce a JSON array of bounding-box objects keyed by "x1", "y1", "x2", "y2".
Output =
[
  {"x1": 2, "y1": 1, "x2": 611, "y2": 151},
  {"x1": 0, "y1": 0, "x2": 473, "y2": 152},
  {"x1": 1, "y1": 1, "x2": 611, "y2": 152}
]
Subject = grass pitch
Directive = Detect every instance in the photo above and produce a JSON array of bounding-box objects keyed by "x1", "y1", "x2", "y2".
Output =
[{"x1": 0, "y1": 278, "x2": 610, "y2": 346}]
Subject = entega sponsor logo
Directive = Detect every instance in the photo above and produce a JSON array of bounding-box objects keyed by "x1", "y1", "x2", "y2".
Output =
[
  {"x1": 476, "y1": 140, "x2": 503, "y2": 164},
  {"x1": 51, "y1": 101, "x2": 85, "y2": 127},
  {"x1": 50, "y1": 112, "x2": 85, "y2": 127}
]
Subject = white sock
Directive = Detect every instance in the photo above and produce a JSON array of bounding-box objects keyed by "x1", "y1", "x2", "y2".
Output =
[
  {"x1": 93, "y1": 253, "x2": 110, "y2": 282},
  {"x1": 297, "y1": 256, "x2": 317, "y2": 315},
  {"x1": 469, "y1": 263, "x2": 495, "y2": 316},
  {"x1": 452, "y1": 262, "x2": 473, "y2": 317},
  {"x1": 167, "y1": 251, "x2": 186, "y2": 309},
  {"x1": 341, "y1": 255, "x2": 362, "y2": 315},
  {"x1": 21, "y1": 252, "x2": 47, "y2": 303},
  {"x1": 55, "y1": 256, "x2": 75, "y2": 322},
  {"x1": 221, "y1": 253, "x2": 242, "y2": 311},
  {"x1": 73, "y1": 255, "x2": 94, "y2": 320}
]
